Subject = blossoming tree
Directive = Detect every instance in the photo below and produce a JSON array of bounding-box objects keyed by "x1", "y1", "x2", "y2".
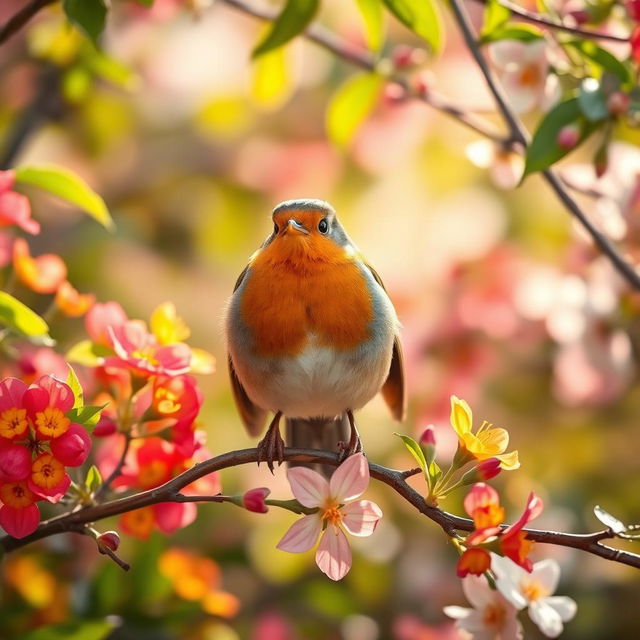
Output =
[{"x1": 1, "y1": 0, "x2": 640, "y2": 638}]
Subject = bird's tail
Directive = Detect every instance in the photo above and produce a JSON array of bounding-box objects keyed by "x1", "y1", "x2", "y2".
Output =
[{"x1": 286, "y1": 415, "x2": 350, "y2": 478}]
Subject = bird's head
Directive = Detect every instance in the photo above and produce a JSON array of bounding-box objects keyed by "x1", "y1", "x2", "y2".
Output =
[{"x1": 265, "y1": 199, "x2": 353, "y2": 266}]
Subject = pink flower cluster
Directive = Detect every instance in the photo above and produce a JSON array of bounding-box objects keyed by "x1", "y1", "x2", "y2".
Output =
[
  {"x1": 0, "y1": 376, "x2": 91, "y2": 538},
  {"x1": 85, "y1": 301, "x2": 211, "y2": 457},
  {"x1": 97, "y1": 436, "x2": 220, "y2": 539}
]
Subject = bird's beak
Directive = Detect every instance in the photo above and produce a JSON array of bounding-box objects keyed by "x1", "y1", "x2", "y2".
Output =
[{"x1": 286, "y1": 219, "x2": 310, "y2": 235}]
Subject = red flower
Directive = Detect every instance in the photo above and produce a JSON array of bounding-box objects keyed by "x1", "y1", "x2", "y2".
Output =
[{"x1": 0, "y1": 170, "x2": 40, "y2": 235}]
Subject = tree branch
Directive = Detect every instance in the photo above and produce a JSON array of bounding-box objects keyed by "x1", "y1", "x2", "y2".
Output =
[
  {"x1": 448, "y1": 0, "x2": 640, "y2": 292},
  {"x1": 220, "y1": 0, "x2": 507, "y2": 144},
  {"x1": 1, "y1": 447, "x2": 638, "y2": 570},
  {"x1": 0, "y1": 0, "x2": 57, "y2": 47},
  {"x1": 222, "y1": 0, "x2": 640, "y2": 292},
  {"x1": 475, "y1": 0, "x2": 630, "y2": 43}
]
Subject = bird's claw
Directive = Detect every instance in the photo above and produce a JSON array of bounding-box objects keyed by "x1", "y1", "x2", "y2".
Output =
[{"x1": 257, "y1": 427, "x2": 285, "y2": 474}]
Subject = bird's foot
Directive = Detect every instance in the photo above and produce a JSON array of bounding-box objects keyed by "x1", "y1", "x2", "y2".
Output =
[
  {"x1": 337, "y1": 410, "x2": 363, "y2": 462},
  {"x1": 257, "y1": 412, "x2": 284, "y2": 474}
]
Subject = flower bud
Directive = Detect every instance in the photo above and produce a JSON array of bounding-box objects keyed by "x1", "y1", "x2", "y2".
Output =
[
  {"x1": 566, "y1": 8, "x2": 589, "y2": 24},
  {"x1": 419, "y1": 425, "x2": 437, "y2": 465},
  {"x1": 606, "y1": 92, "x2": 630, "y2": 117},
  {"x1": 0, "y1": 443, "x2": 31, "y2": 481},
  {"x1": 50, "y1": 424, "x2": 92, "y2": 466},
  {"x1": 243, "y1": 487, "x2": 270, "y2": 513},
  {"x1": 413, "y1": 71, "x2": 433, "y2": 97},
  {"x1": 557, "y1": 124, "x2": 580, "y2": 150},
  {"x1": 460, "y1": 458, "x2": 502, "y2": 485},
  {"x1": 93, "y1": 415, "x2": 117, "y2": 437},
  {"x1": 97, "y1": 530, "x2": 121, "y2": 554},
  {"x1": 392, "y1": 45, "x2": 426, "y2": 69},
  {"x1": 383, "y1": 82, "x2": 407, "y2": 105}
]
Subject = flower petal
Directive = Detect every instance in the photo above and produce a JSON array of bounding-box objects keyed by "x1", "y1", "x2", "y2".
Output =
[
  {"x1": 463, "y1": 482, "x2": 500, "y2": 518},
  {"x1": 461, "y1": 574, "x2": 495, "y2": 610},
  {"x1": 490, "y1": 554, "x2": 528, "y2": 610},
  {"x1": 286, "y1": 466, "x2": 328, "y2": 508},
  {"x1": 530, "y1": 558, "x2": 560, "y2": 593},
  {"x1": 528, "y1": 600, "x2": 564, "y2": 638},
  {"x1": 0, "y1": 504, "x2": 40, "y2": 538},
  {"x1": 276, "y1": 514, "x2": 322, "y2": 553},
  {"x1": 154, "y1": 501, "x2": 197, "y2": 533},
  {"x1": 495, "y1": 450, "x2": 520, "y2": 470},
  {"x1": 450, "y1": 395, "x2": 473, "y2": 436},
  {"x1": 545, "y1": 596, "x2": 577, "y2": 622},
  {"x1": 0, "y1": 377, "x2": 28, "y2": 412},
  {"x1": 341, "y1": 499, "x2": 382, "y2": 537},
  {"x1": 315, "y1": 526, "x2": 352, "y2": 581},
  {"x1": 329, "y1": 452, "x2": 369, "y2": 502},
  {"x1": 503, "y1": 492, "x2": 544, "y2": 538},
  {"x1": 442, "y1": 605, "x2": 472, "y2": 620}
]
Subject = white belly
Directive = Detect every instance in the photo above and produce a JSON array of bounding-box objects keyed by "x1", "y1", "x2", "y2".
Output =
[{"x1": 230, "y1": 332, "x2": 394, "y2": 419}]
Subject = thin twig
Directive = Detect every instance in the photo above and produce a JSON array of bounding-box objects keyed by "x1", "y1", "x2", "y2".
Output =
[
  {"x1": 474, "y1": 0, "x2": 630, "y2": 43},
  {"x1": 220, "y1": 0, "x2": 506, "y2": 143},
  {"x1": 1, "y1": 447, "x2": 638, "y2": 569},
  {"x1": 448, "y1": 0, "x2": 640, "y2": 292},
  {"x1": 0, "y1": 0, "x2": 56, "y2": 47}
]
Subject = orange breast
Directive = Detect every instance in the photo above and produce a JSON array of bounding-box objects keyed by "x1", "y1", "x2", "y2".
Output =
[{"x1": 240, "y1": 239, "x2": 373, "y2": 357}]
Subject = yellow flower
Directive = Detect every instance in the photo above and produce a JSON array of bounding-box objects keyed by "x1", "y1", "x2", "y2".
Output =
[{"x1": 450, "y1": 396, "x2": 520, "y2": 470}]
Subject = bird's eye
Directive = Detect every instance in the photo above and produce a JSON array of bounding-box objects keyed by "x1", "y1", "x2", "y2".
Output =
[
  {"x1": 318, "y1": 218, "x2": 329, "y2": 234},
  {"x1": 273, "y1": 223, "x2": 279, "y2": 234}
]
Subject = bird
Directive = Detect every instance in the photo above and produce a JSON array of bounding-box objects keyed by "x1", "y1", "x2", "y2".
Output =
[{"x1": 226, "y1": 199, "x2": 405, "y2": 472}]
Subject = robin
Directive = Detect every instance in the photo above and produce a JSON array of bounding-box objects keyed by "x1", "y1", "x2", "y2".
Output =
[{"x1": 226, "y1": 199, "x2": 405, "y2": 471}]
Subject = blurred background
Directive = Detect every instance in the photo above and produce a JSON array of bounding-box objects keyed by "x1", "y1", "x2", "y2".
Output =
[{"x1": 1, "y1": 0, "x2": 639, "y2": 638}]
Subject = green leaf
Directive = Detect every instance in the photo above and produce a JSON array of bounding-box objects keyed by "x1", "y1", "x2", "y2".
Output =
[
  {"x1": 565, "y1": 40, "x2": 631, "y2": 85},
  {"x1": 523, "y1": 98, "x2": 596, "y2": 177},
  {"x1": 14, "y1": 165, "x2": 114, "y2": 231},
  {"x1": 395, "y1": 433, "x2": 427, "y2": 474},
  {"x1": 251, "y1": 45, "x2": 293, "y2": 109},
  {"x1": 481, "y1": 0, "x2": 511, "y2": 38},
  {"x1": 63, "y1": 0, "x2": 108, "y2": 46},
  {"x1": 88, "y1": 53, "x2": 139, "y2": 90},
  {"x1": 23, "y1": 619, "x2": 116, "y2": 640},
  {"x1": 356, "y1": 0, "x2": 385, "y2": 52},
  {"x1": 326, "y1": 73, "x2": 384, "y2": 148},
  {"x1": 428, "y1": 460, "x2": 442, "y2": 486},
  {"x1": 594, "y1": 505, "x2": 626, "y2": 534},
  {"x1": 67, "y1": 404, "x2": 107, "y2": 432},
  {"x1": 66, "y1": 364, "x2": 84, "y2": 409},
  {"x1": 0, "y1": 291, "x2": 51, "y2": 340},
  {"x1": 480, "y1": 22, "x2": 544, "y2": 43},
  {"x1": 252, "y1": 0, "x2": 319, "y2": 58},
  {"x1": 382, "y1": 0, "x2": 443, "y2": 53},
  {"x1": 578, "y1": 79, "x2": 609, "y2": 121},
  {"x1": 85, "y1": 465, "x2": 103, "y2": 493},
  {"x1": 66, "y1": 340, "x2": 112, "y2": 367}
]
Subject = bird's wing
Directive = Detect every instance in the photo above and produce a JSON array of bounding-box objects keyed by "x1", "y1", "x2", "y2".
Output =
[
  {"x1": 228, "y1": 265, "x2": 268, "y2": 436},
  {"x1": 363, "y1": 261, "x2": 406, "y2": 422}
]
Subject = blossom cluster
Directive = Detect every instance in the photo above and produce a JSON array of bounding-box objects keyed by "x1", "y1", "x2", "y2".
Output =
[{"x1": 0, "y1": 375, "x2": 91, "y2": 538}]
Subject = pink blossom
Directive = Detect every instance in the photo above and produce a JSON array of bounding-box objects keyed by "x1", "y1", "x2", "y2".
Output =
[
  {"x1": 105, "y1": 321, "x2": 191, "y2": 377},
  {"x1": 85, "y1": 301, "x2": 128, "y2": 346},
  {"x1": 0, "y1": 170, "x2": 40, "y2": 235},
  {"x1": 489, "y1": 40, "x2": 559, "y2": 114},
  {"x1": 276, "y1": 453, "x2": 382, "y2": 581}
]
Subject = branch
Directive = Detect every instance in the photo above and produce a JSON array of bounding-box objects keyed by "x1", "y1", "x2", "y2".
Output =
[
  {"x1": 0, "y1": 0, "x2": 56, "y2": 47},
  {"x1": 475, "y1": 0, "x2": 630, "y2": 43},
  {"x1": 220, "y1": 0, "x2": 506, "y2": 143},
  {"x1": 2, "y1": 447, "x2": 638, "y2": 570},
  {"x1": 448, "y1": 0, "x2": 640, "y2": 292}
]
